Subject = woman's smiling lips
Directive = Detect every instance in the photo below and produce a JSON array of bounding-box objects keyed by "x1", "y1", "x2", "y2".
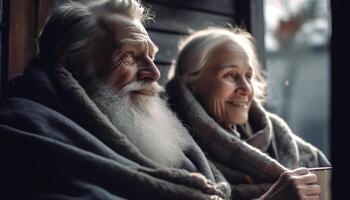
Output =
[{"x1": 227, "y1": 101, "x2": 249, "y2": 108}]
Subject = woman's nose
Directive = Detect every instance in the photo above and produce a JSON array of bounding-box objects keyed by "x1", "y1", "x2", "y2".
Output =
[
  {"x1": 137, "y1": 59, "x2": 161, "y2": 82},
  {"x1": 236, "y1": 77, "x2": 252, "y2": 95}
]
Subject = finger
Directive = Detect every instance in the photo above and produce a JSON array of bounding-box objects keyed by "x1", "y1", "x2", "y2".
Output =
[
  {"x1": 278, "y1": 168, "x2": 312, "y2": 186},
  {"x1": 291, "y1": 167, "x2": 309, "y2": 175},
  {"x1": 306, "y1": 194, "x2": 320, "y2": 200},
  {"x1": 297, "y1": 184, "x2": 321, "y2": 195},
  {"x1": 209, "y1": 195, "x2": 223, "y2": 200},
  {"x1": 298, "y1": 173, "x2": 318, "y2": 184},
  {"x1": 305, "y1": 184, "x2": 321, "y2": 195}
]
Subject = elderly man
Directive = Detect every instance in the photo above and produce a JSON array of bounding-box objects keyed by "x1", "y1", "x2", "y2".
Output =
[{"x1": 0, "y1": 0, "x2": 230, "y2": 199}]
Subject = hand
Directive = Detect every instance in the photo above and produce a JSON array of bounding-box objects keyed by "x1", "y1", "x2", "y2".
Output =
[{"x1": 259, "y1": 167, "x2": 321, "y2": 200}]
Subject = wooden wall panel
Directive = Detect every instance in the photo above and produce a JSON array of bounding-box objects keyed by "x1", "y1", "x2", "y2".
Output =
[
  {"x1": 37, "y1": 0, "x2": 52, "y2": 35},
  {"x1": 156, "y1": 64, "x2": 172, "y2": 84},
  {"x1": 145, "y1": 0, "x2": 235, "y2": 16},
  {"x1": 149, "y1": 31, "x2": 183, "y2": 63},
  {"x1": 8, "y1": 0, "x2": 52, "y2": 78},
  {"x1": 9, "y1": 0, "x2": 36, "y2": 78},
  {"x1": 147, "y1": 3, "x2": 234, "y2": 34}
]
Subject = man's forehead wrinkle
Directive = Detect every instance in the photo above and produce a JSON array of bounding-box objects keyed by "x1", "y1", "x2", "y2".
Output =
[
  {"x1": 116, "y1": 31, "x2": 149, "y2": 42},
  {"x1": 100, "y1": 14, "x2": 157, "y2": 56},
  {"x1": 118, "y1": 22, "x2": 147, "y2": 33},
  {"x1": 117, "y1": 38, "x2": 148, "y2": 49},
  {"x1": 101, "y1": 13, "x2": 148, "y2": 39},
  {"x1": 115, "y1": 36, "x2": 158, "y2": 55},
  {"x1": 114, "y1": 23, "x2": 150, "y2": 46}
]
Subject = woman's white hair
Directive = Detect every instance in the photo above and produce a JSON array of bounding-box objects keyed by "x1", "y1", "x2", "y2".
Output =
[
  {"x1": 174, "y1": 27, "x2": 267, "y2": 104},
  {"x1": 34, "y1": 0, "x2": 151, "y2": 85}
]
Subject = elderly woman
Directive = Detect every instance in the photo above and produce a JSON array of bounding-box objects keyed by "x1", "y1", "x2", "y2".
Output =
[{"x1": 166, "y1": 27, "x2": 331, "y2": 199}]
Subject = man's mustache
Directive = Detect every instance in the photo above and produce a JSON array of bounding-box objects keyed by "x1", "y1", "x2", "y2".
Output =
[{"x1": 122, "y1": 81, "x2": 164, "y2": 96}]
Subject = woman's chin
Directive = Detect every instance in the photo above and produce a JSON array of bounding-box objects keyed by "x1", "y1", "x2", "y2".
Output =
[{"x1": 228, "y1": 115, "x2": 248, "y2": 125}]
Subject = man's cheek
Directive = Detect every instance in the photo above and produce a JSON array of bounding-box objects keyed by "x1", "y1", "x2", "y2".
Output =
[{"x1": 108, "y1": 65, "x2": 135, "y2": 88}]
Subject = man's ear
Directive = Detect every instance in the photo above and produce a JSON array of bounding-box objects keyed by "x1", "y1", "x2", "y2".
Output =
[{"x1": 62, "y1": 56, "x2": 72, "y2": 71}]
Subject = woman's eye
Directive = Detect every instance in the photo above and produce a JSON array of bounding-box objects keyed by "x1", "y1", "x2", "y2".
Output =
[
  {"x1": 223, "y1": 73, "x2": 236, "y2": 81},
  {"x1": 245, "y1": 72, "x2": 253, "y2": 80}
]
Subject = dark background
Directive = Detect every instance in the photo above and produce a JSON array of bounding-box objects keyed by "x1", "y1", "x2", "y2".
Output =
[{"x1": 330, "y1": 0, "x2": 350, "y2": 199}]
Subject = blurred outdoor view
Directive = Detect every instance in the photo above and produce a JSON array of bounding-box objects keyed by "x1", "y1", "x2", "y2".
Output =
[{"x1": 264, "y1": 0, "x2": 331, "y2": 157}]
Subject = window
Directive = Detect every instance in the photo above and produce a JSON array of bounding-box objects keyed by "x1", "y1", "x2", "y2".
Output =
[{"x1": 264, "y1": 0, "x2": 331, "y2": 157}]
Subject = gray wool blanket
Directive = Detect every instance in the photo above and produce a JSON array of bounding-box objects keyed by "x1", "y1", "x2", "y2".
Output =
[
  {"x1": 0, "y1": 64, "x2": 230, "y2": 200},
  {"x1": 166, "y1": 78, "x2": 330, "y2": 200}
]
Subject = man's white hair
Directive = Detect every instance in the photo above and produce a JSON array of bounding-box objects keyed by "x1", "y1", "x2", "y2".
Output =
[
  {"x1": 35, "y1": 0, "x2": 151, "y2": 85},
  {"x1": 174, "y1": 27, "x2": 267, "y2": 104}
]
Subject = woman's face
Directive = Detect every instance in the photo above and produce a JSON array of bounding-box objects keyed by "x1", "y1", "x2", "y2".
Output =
[{"x1": 188, "y1": 41, "x2": 254, "y2": 127}]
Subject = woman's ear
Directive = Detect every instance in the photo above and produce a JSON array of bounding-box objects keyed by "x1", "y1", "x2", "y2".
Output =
[{"x1": 187, "y1": 81, "x2": 197, "y2": 93}]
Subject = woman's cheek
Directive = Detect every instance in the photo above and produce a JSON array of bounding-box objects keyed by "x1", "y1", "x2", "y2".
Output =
[{"x1": 209, "y1": 96, "x2": 227, "y2": 124}]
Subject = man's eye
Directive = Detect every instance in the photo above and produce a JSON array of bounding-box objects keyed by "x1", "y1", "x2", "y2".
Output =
[{"x1": 121, "y1": 52, "x2": 137, "y2": 65}]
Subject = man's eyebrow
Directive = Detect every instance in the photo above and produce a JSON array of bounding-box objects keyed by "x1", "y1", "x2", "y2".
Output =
[
  {"x1": 110, "y1": 41, "x2": 139, "y2": 56},
  {"x1": 150, "y1": 43, "x2": 159, "y2": 57},
  {"x1": 114, "y1": 39, "x2": 158, "y2": 56}
]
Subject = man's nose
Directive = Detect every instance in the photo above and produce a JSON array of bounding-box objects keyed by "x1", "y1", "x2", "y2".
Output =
[{"x1": 137, "y1": 60, "x2": 161, "y2": 82}]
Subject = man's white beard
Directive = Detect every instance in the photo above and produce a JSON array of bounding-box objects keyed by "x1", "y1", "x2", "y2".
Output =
[{"x1": 89, "y1": 81, "x2": 190, "y2": 167}]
